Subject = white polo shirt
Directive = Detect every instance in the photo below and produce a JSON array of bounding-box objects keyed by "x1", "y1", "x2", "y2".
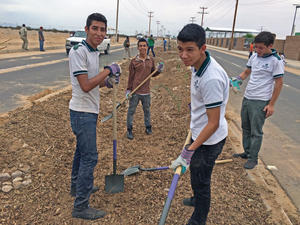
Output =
[
  {"x1": 69, "y1": 40, "x2": 101, "y2": 114},
  {"x1": 190, "y1": 51, "x2": 229, "y2": 145},
  {"x1": 245, "y1": 49, "x2": 284, "y2": 101}
]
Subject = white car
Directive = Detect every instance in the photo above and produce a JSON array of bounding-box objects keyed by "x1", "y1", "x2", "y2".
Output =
[{"x1": 65, "y1": 31, "x2": 110, "y2": 55}]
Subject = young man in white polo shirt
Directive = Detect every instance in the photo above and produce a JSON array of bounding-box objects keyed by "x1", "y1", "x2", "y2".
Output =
[
  {"x1": 233, "y1": 31, "x2": 284, "y2": 169},
  {"x1": 170, "y1": 24, "x2": 229, "y2": 225},
  {"x1": 68, "y1": 13, "x2": 121, "y2": 220}
]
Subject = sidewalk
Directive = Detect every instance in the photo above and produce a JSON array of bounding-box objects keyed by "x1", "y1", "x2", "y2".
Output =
[{"x1": 207, "y1": 45, "x2": 300, "y2": 71}]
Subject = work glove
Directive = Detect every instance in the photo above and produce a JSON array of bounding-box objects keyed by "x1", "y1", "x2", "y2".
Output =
[
  {"x1": 104, "y1": 63, "x2": 122, "y2": 76},
  {"x1": 230, "y1": 76, "x2": 242, "y2": 91},
  {"x1": 170, "y1": 144, "x2": 195, "y2": 175},
  {"x1": 125, "y1": 90, "x2": 131, "y2": 99},
  {"x1": 157, "y1": 62, "x2": 164, "y2": 73},
  {"x1": 105, "y1": 73, "x2": 120, "y2": 88}
]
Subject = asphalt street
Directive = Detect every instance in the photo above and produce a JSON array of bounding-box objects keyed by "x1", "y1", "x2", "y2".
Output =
[{"x1": 0, "y1": 45, "x2": 137, "y2": 113}]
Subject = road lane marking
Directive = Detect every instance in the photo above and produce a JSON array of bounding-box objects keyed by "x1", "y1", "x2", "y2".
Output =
[
  {"x1": 0, "y1": 46, "x2": 128, "y2": 74},
  {"x1": 215, "y1": 55, "x2": 243, "y2": 69},
  {"x1": 0, "y1": 58, "x2": 69, "y2": 74}
]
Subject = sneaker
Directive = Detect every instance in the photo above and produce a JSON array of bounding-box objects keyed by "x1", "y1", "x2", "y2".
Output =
[
  {"x1": 72, "y1": 207, "x2": 106, "y2": 220},
  {"x1": 244, "y1": 160, "x2": 257, "y2": 169},
  {"x1": 70, "y1": 186, "x2": 100, "y2": 197},
  {"x1": 145, "y1": 126, "x2": 152, "y2": 135},
  {"x1": 183, "y1": 197, "x2": 195, "y2": 207},
  {"x1": 233, "y1": 152, "x2": 249, "y2": 159},
  {"x1": 127, "y1": 130, "x2": 134, "y2": 140}
]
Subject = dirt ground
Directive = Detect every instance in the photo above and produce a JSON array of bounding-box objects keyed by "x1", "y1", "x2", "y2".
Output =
[{"x1": 0, "y1": 29, "x2": 300, "y2": 224}]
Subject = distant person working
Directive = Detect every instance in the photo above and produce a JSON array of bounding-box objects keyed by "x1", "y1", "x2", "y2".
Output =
[{"x1": 19, "y1": 24, "x2": 28, "y2": 50}]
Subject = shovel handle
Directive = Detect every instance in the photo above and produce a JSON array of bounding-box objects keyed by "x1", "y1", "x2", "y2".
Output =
[
  {"x1": 113, "y1": 79, "x2": 118, "y2": 175},
  {"x1": 158, "y1": 130, "x2": 192, "y2": 225}
]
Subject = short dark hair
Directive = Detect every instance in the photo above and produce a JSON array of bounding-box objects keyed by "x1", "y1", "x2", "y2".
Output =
[
  {"x1": 254, "y1": 31, "x2": 275, "y2": 46},
  {"x1": 137, "y1": 38, "x2": 148, "y2": 46},
  {"x1": 177, "y1": 24, "x2": 206, "y2": 48},
  {"x1": 86, "y1": 13, "x2": 107, "y2": 29},
  {"x1": 22, "y1": 24, "x2": 25, "y2": 27}
]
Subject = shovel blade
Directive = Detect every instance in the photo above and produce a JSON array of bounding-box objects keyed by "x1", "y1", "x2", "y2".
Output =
[
  {"x1": 121, "y1": 166, "x2": 140, "y2": 176},
  {"x1": 105, "y1": 174, "x2": 124, "y2": 193},
  {"x1": 101, "y1": 113, "x2": 113, "y2": 123}
]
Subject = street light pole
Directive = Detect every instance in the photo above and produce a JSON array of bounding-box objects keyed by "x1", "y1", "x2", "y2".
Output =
[{"x1": 291, "y1": 4, "x2": 300, "y2": 36}]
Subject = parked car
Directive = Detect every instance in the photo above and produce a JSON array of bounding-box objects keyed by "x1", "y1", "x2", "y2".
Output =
[
  {"x1": 65, "y1": 31, "x2": 110, "y2": 55},
  {"x1": 136, "y1": 33, "x2": 144, "y2": 40}
]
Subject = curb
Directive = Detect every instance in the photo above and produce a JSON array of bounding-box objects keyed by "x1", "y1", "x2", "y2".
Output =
[{"x1": 227, "y1": 107, "x2": 296, "y2": 224}]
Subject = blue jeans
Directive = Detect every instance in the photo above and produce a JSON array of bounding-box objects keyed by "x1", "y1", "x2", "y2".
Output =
[
  {"x1": 241, "y1": 97, "x2": 268, "y2": 161},
  {"x1": 39, "y1": 40, "x2": 44, "y2": 51},
  {"x1": 188, "y1": 138, "x2": 226, "y2": 225},
  {"x1": 147, "y1": 46, "x2": 155, "y2": 57},
  {"x1": 127, "y1": 94, "x2": 151, "y2": 128},
  {"x1": 70, "y1": 109, "x2": 98, "y2": 209}
]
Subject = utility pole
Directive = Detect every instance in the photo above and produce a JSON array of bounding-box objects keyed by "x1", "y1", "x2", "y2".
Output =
[
  {"x1": 148, "y1": 11, "x2": 154, "y2": 36},
  {"x1": 229, "y1": 0, "x2": 239, "y2": 50},
  {"x1": 115, "y1": 0, "x2": 119, "y2": 42},
  {"x1": 291, "y1": 4, "x2": 300, "y2": 36},
  {"x1": 190, "y1": 17, "x2": 196, "y2": 23},
  {"x1": 156, "y1": 21, "x2": 160, "y2": 38},
  {"x1": 198, "y1": 7, "x2": 208, "y2": 27}
]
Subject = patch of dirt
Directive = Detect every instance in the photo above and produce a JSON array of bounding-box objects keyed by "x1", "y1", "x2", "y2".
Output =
[{"x1": 0, "y1": 47, "x2": 300, "y2": 225}]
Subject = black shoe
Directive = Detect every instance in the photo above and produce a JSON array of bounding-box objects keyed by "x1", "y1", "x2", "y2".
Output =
[
  {"x1": 127, "y1": 130, "x2": 134, "y2": 140},
  {"x1": 244, "y1": 160, "x2": 257, "y2": 169},
  {"x1": 70, "y1": 186, "x2": 100, "y2": 197},
  {"x1": 233, "y1": 152, "x2": 249, "y2": 159},
  {"x1": 145, "y1": 126, "x2": 152, "y2": 135},
  {"x1": 183, "y1": 197, "x2": 195, "y2": 207},
  {"x1": 72, "y1": 207, "x2": 106, "y2": 220}
]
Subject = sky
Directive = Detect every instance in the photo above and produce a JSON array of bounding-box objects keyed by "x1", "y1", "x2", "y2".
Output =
[{"x1": 1, "y1": 0, "x2": 300, "y2": 39}]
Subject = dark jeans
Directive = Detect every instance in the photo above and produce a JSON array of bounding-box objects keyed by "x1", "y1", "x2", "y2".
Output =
[
  {"x1": 188, "y1": 138, "x2": 226, "y2": 225},
  {"x1": 241, "y1": 97, "x2": 268, "y2": 161},
  {"x1": 70, "y1": 109, "x2": 98, "y2": 209},
  {"x1": 39, "y1": 40, "x2": 44, "y2": 51},
  {"x1": 126, "y1": 94, "x2": 151, "y2": 128},
  {"x1": 147, "y1": 46, "x2": 155, "y2": 57}
]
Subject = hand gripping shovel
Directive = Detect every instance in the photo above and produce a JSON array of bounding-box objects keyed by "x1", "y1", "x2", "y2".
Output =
[
  {"x1": 158, "y1": 130, "x2": 192, "y2": 225},
  {"x1": 105, "y1": 78, "x2": 124, "y2": 193},
  {"x1": 101, "y1": 67, "x2": 160, "y2": 123}
]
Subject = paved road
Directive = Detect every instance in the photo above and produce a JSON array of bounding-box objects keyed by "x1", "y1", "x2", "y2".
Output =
[
  {"x1": 0, "y1": 45, "x2": 137, "y2": 113},
  {"x1": 209, "y1": 48, "x2": 300, "y2": 212}
]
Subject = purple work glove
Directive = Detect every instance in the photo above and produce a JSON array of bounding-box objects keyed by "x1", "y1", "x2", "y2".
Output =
[
  {"x1": 104, "y1": 63, "x2": 121, "y2": 76},
  {"x1": 157, "y1": 62, "x2": 164, "y2": 73},
  {"x1": 105, "y1": 74, "x2": 120, "y2": 88}
]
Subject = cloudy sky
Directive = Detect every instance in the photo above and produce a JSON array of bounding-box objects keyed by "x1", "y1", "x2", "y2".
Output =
[{"x1": 1, "y1": 0, "x2": 300, "y2": 39}]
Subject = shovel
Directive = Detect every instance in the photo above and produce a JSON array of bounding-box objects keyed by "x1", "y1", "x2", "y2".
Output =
[
  {"x1": 158, "y1": 130, "x2": 192, "y2": 225},
  {"x1": 101, "y1": 68, "x2": 159, "y2": 123},
  {"x1": 105, "y1": 77, "x2": 124, "y2": 193},
  {"x1": 121, "y1": 165, "x2": 170, "y2": 176}
]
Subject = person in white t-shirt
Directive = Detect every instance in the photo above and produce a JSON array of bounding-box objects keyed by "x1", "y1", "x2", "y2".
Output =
[
  {"x1": 68, "y1": 13, "x2": 121, "y2": 220},
  {"x1": 232, "y1": 31, "x2": 284, "y2": 169},
  {"x1": 170, "y1": 23, "x2": 229, "y2": 225}
]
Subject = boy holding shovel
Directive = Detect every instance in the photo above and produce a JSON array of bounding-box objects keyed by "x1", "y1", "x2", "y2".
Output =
[
  {"x1": 170, "y1": 24, "x2": 229, "y2": 225},
  {"x1": 126, "y1": 38, "x2": 163, "y2": 140},
  {"x1": 68, "y1": 13, "x2": 121, "y2": 220}
]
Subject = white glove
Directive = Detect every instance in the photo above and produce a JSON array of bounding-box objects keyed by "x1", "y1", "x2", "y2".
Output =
[
  {"x1": 125, "y1": 90, "x2": 131, "y2": 99},
  {"x1": 170, "y1": 155, "x2": 189, "y2": 174}
]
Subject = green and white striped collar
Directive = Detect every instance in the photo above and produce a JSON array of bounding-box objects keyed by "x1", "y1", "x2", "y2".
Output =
[
  {"x1": 195, "y1": 51, "x2": 211, "y2": 77},
  {"x1": 82, "y1": 40, "x2": 98, "y2": 52}
]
